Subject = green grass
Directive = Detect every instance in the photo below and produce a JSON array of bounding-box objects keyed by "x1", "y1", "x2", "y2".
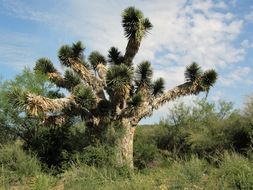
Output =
[
  {"x1": 0, "y1": 143, "x2": 56, "y2": 190},
  {"x1": 1, "y1": 143, "x2": 253, "y2": 190}
]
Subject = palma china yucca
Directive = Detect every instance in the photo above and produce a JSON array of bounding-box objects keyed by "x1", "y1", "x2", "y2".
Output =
[{"x1": 10, "y1": 7, "x2": 217, "y2": 167}]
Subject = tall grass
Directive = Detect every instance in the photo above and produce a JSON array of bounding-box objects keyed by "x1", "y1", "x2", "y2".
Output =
[
  {"x1": 0, "y1": 143, "x2": 56, "y2": 189},
  {"x1": 208, "y1": 152, "x2": 253, "y2": 189},
  {"x1": 1, "y1": 142, "x2": 253, "y2": 189}
]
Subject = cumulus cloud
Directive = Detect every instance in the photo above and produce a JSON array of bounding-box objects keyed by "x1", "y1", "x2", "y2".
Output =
[
  {"x1": 57, "y1": 0, "x2": 244, "y2": 88},
  {"x1": 245, "y1": 11, "x2": 253, "y2": 23},
  {"x1": 0, "y1": 0, "x2": 250, "y2": 123},
  {"x1": 219, "y1": 66, "x2": 253, "y2": 86},
  {"x1": 1, "y1": 1, "x2": 245, "y2": 68},
  {"x1": 210, "y1": 90, "x2": 224, "y2": 102},
  {"x1": 0, "y1": 31, "x2": 40, "y2": 69},
  {"x1": 0, "y1": 0, "x2": 58, "y2": 22}
]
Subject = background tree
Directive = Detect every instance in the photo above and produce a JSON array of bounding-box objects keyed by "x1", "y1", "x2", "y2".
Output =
[
  {"x1": 0, "y1": 69, "x2": 90, "y2": 168},
  {"x1": 9, "y1": 7, "x2": 217, "y2": 168},
  {"x1": 0, "y1": 69, "x2": 51, "y2": 144}
]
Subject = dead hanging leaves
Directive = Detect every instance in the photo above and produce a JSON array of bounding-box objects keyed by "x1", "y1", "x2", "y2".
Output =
[
  {"x1": 26, "y1": 93, "x2": 75, "y2": 116},
  {"x1": 47, "y1": 72, "x2": 67, "y2": 88},
  {"x1": 68, "y1": 58, "x2": 104, "y2": 90},
  {"x1": 96, "y1": 63, "x2": 107, "y2": 79}
]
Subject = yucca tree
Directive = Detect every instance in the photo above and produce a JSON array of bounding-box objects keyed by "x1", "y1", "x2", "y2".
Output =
[{"x1": 10, "y1": 7, "x2": 217, "y2": 168}]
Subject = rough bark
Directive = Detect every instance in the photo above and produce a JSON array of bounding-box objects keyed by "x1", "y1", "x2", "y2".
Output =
[
  {"x1": 124, "y1": 37, "x2": 140, "y2": 66},
  {"x1": 115, "y1": 119, "x2": 136, "y2": 168}
]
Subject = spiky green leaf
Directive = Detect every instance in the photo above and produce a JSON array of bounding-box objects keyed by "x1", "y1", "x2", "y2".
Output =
[
  {"x1": 185, "y1": 62, "x2": 202, "y2": 82},
  {"x1": 201, "y1": 69, "x2": 218, "y2": 89},
  {"x1": 72, "y1": 41, "x2": 85, "y2": 59},
  {"x1": 34, "y1": 58, "x2": 56, "y2": 74},
  {"x1": 135, "y1": 61, "x2": 153, "y2": 88},
  {"x1": 122, "y1": 7, "x2": 152, "y2": 41},
  {"x1": 88, "y1": 51, "x2": 106, "y2": 70},
  {"x1": 6, "y1": 87, "x2": 26, "y2": 109},
  {"x1": 108, "y1": 47, "x2": 124, "y2": 65},
  {"x1": 106, "y1": 65, "x2": 133, "y2": 88},
  {"x1": 64, "y1": 70, "x2": 81, "y2": 89},
  {"x1": 58, "y1": 42, "x2": 90, "y2": 68},
  {"x1": 143, "y1": 18, "x2": 153, "y2": 31},
  {"x1": 152, "y1": 78, "x2": 165, "y2": 96},
  {"x1": 128, "y1": 93, "x2": 143, "y2": 107},
  {"x1": 73, "y1": 84, "x2": 95, "y2": 108},
  {"x1": 58, "y1": 45, "x2": 73, "y2": 66}
]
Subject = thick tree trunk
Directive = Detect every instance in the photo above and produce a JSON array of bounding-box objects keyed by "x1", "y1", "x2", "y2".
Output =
[{"x1": 115, "y1": 119, "x2": 136, "y2": 168}]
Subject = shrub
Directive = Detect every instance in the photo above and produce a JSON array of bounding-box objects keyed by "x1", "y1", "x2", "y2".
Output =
[
  {"x1": 134, "y1": 141, "x2": 161, "y2": 169},
  {"x1": 23, "y1": 123, "x2": 72, "y2": 168},
  {"x1": 0, "y1": 143, "x2": 56, "y2": 189},
  {"x1": 159, "y1": 99, "x2": 253, "y2": 159},
  {"x1": 157, "y1": 120, "x2": 190, "y2": 158},
  {"x1": 133, "y1": 126, "x2": 162, "y2": 169},
  {"x1": 209, "y1": 152, "x2": 253, "y2": 189},
  {"x1": 0, "y1": 143, "x2": 41, "y2": 182},
  {"x1": 75, "y1": 144, "x2": 116, "y2": 168},
  {"x1": 23, "y1": 121, "x2": 88, "y2": 169},
  {"x1": 168, "y1": 156, "x2": 209, "y2": 189}
]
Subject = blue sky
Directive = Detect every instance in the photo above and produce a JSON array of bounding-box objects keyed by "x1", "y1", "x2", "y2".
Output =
[{"x1": 0, "y1": 0, "x2": 253, "y2": 124}]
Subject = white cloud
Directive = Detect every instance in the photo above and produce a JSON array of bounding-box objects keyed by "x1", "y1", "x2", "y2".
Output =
[
  {"x1": 241, "y1": 40, "x2": 250, "y2": 48},
  {"x1": 1, "y1": 0, "x2": 250, "y2": 123},
  {"x1": 1, "y1": 0, "x2": 245, "y2": 71},
  {"x1": 153, "y1": 66, "x2": 185, "y2": 89},
  {"x1": 210, "y1": 90, "x2": 224, "y2": 102},
  {"x1": 231, "y1": 0, "x2": 237, "y2": 7},
  {"x1": 0, "y1": 31, "x2": 40, "y2": 69},
  {"x1": 241, "y1": 40, "x2": 253, "y2": 49},
  {"x1": 0, "y1": 0, "x2": 58, "y2": 22},
  {"x1": 245, "y1": 11, "x2": 253, "y2": 23},
  {"x1": 219, "y1": 66, "x2": 253, "y2": 86}
]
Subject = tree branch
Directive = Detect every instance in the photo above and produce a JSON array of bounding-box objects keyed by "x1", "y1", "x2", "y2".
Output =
[
  {"x1": 135, "y1": 80, "x2": 203, "y2": 121},
  {"x1": 47, "y1": 72, "x2": 67, "y2": 89},
  {"x1": 42, "y1": 114, "x2": 69, "y2": 126},
  {"x1": 96, "y1": 63, "x2": 107, "y2": 80},
  {"x1": 68, "y1": 58, "x2": 106, "y2": 100},
  {"x1": 124, "y1": 38, "x2": 140, "y2": 66},
  {"x1": 68, "y1": 58, "x2": 104, "y2": 89},
  {"x1": 25, "y1": 93, "x2": 77, "y2": 116}
]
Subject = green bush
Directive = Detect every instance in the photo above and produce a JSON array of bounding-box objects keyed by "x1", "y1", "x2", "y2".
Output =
[
  {"x1": 23, "y1": 123, "x2": 72, "y2": 168},
  {"x1": 168, "y1": 156, "x2": 209, "y2": 189},
  {"x1": 133, "y1": 126, "x2": 162, "y2": 169},
  {"x1": 75, "y1": 144, "x2": 116, "y2": 168},
  {"x1": 209, "y1": 152, "x2": 253, "y2": 189},
  {"x1": 159, "y1": 99, "x2": 253, "y2": 159},
  {"x1": 0, "y1": 143, "x2": 41, "y2": 182},
  {"x1": 23, "y1": 121, "x2": 88, "y2": 169},
  {"x1": 157, "y1": 120, "x2": 190, "y2": 158},
  {"x1": 134, "y1": 141, "x2": 161, "y2": 169},
  {"x1": 0, "y1": 143, "x2": 56, "y2": 189}
]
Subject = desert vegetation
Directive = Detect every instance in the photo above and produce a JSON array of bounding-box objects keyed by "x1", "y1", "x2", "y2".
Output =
[{"x1": 0, "y1": 6, "x2": 252, "y2": 190}]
